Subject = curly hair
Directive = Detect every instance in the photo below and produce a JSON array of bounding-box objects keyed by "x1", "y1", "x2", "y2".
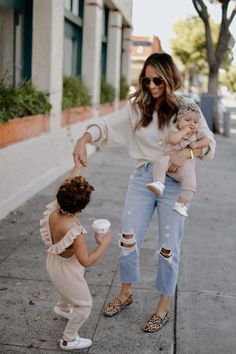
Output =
[
  {"x1": 56, "y1": 176, "x2": 94, "y2": 215},
  {"x1": 130, "y1": 53, "x2": 182, "y2": 130}
]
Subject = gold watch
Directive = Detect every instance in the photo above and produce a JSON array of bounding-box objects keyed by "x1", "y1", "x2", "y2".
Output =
[{"x1": 189, "y1": 148, "x2": 194, "y2": 159}]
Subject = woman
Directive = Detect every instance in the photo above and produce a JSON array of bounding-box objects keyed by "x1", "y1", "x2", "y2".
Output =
[{"x1": 73, "y1": 53, "x2": 215, "y2": 332}]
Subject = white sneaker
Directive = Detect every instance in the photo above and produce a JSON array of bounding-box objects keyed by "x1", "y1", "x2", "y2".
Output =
[
  {"x1": 60, "y1": 336, "x2": 92, "y2": 350},
  {"x1": 54, "y1": 305, "x2": 73, "y2": 320},
  {"x1": 145, "y1": 181, "x2": 165, "y2": 196},
  {"x1": 173, "y1": 202, "x2": 188, "y2": 217}
]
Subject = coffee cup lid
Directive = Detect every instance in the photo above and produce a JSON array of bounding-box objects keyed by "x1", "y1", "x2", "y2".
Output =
[{"x1": 92, "y1": 219, "x2": 111, "y2": 229}]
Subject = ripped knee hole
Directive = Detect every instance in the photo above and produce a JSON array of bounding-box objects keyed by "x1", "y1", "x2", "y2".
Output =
[
  {"x1": 120, "y1": 242, "x2": 136, "y2": 248},
  {"x1": 120, "y1": 233, "x2": 136, "y2": 249},
  {"x1": 160, "y1": 247, "x2": 171, "y2": 258}
]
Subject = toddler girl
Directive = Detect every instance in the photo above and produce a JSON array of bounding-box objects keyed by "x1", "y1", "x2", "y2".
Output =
[{"x1": 40, "y1": 167, "x2": 112, "y2": 350}]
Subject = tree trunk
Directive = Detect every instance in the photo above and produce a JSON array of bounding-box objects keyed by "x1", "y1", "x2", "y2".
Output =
[
  {"x1": 208, "y1": 68, "x2": 220, "y2": 133},
  {"x1": 184, "y1": 66, "x2": 190, "y2": 92},
  {"x1": 191, "y1": 0, "x2": 236, "y2": 133}
]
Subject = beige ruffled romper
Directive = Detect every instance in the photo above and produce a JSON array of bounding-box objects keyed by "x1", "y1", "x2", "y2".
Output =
[{"x1": 40, "y1": 201, "x2": 92, "y2": 341}]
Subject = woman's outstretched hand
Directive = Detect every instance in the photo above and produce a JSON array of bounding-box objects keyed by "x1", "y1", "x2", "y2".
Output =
[{"x1": 73, "y1": 132, "x2": 92, "y2": 168}]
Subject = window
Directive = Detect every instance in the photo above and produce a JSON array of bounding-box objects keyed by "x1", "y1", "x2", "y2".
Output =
[
  {"x1": 64, "y1": 0, "x2": 72, "y2": 10},
  {"x1": 101, "y1": 6, "x2": 109, "y2": 77},
  {"x1": 14, "y1": 11, "x2": 23, "y2": 85},
  {"x1": 63, "y1": 0, "x2": 84, "y2": 76},
  {"x1": 72, "y1": 0, "x2": 79, "y2": 16},
  {"x1": 64, "y1": 36, "x2": 78, "y2": 76},
  {"x1": 0, "y1": 1, "x2": 32, "y2": 86},
  {"x1": 64, "y1": 0, "x2": 83, "y2": 17}
]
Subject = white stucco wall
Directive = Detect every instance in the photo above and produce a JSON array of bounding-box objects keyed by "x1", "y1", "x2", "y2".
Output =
[
  {"x1": 121, "y1": 27, "x2": 132, "y2": 84},
  {"x1": 0, "y1": 120, "x2": 95, "y2": 220},
  {"x1": 32, "y1": 0, "x2": 64, "y2": 133},
  {"x1": 0, "y1": 7, "x2": 14, "y2": 82},
  {"x1": 0, "y1": 0, "x2": 133, "y2": 220},
  {"x1": 106, "y1": 10, "x2": 122, "y2": 104},
  {"x1": 108, "y1": 0, "x2": 133, "y2": 26},
  {"x1": 82, "y1": 0, "x2": 103, "y2": 107}
]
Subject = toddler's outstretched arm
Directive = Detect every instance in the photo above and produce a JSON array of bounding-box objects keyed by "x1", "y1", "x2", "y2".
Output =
[
  {"x1": 73, "y1": 132, "x2": 92, "y2": 168},
  {"x1": 67, "y1": 165, "x2": 82, "y2": 179},
  {"x1": 73, "y1": 232, "x2": 112, "y2": 267}
]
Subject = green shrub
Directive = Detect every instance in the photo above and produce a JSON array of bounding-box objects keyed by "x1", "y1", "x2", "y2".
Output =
[
  {"x1": 100, "y1": 77, "x2": 115, "y2": 104},
  {"x1": 120, "y1": 75, "x2": 129, "y2": 100},
  {"x1": 62, "y1": 76, "x2": 91, "y2": 110},
  {"x1": 0, "y1": 80, "x2": 51, "y2": 123}
]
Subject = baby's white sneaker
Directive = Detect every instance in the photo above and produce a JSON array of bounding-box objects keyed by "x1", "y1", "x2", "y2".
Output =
[
  {"x1": 60, "y1": 335, "x2": 92, "y2": 350},
  {"x1": 173, "y1": 202, "x2": 188, "y2": 217},
  {"x1": 145, "y1": 181, "x2": 165, "y2": 196}
]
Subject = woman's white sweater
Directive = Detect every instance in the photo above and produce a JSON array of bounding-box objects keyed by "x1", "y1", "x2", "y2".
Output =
[{"x1": 86, "y1": 98, "x2": 216, "y2": 167}]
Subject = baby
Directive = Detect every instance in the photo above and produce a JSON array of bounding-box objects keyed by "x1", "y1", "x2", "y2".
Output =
[
  {"x1": 40, "y1": 166, "x2": 112, "y2": 350},
  {"x1": 146, "y1": 102, "x2": 210, "y2": 217}
]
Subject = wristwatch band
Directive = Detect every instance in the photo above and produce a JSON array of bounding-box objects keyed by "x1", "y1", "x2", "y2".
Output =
[{"x1": 190, "y1": 148, "x2": 194, "y2": 159}]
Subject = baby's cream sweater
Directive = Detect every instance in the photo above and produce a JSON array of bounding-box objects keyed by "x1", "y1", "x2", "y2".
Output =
[{"x1": 86, "y1": 98, "x2": 216, "y2": 167}]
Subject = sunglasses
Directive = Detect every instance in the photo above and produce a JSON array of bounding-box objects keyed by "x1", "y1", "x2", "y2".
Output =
[{"x1": 141, "y1": 77, "x2": 164, "y2": 86}]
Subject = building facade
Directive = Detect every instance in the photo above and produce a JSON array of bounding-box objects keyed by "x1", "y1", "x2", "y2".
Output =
[
  {"x1": 131, "y1": 35, "x2": 162, "y2": 86},
  {"x1": 0, "y1": 0, "x2": 133, "y2": 219}
]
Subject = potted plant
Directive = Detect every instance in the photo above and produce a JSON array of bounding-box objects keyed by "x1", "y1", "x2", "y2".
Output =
[
  {"x1": 0, "y1": 81, "x2": 51, "y2": 148},
  {"x1": 119, "y1": 75, "x2": 129, "y2": 109},
  {"x1": 61, "y1": 76, "x2": 92, "y2": 126},
  {"x1": 99, "y1": 77, "x2": 116, "y2": 115}
]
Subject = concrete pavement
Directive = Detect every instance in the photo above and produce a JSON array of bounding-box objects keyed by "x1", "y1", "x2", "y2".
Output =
[{"x1": 0, "y1": 129, "x2": 236, "y2": 353}]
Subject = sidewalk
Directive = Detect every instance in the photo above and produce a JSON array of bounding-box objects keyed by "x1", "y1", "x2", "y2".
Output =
[{"x1": 0, "y1": 132, "x2": 236, "y2": 354}]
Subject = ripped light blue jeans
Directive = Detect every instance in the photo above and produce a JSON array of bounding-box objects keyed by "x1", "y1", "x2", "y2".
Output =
[{"x1": 119, "y1": 162, "x2": 185, "y2": 297}]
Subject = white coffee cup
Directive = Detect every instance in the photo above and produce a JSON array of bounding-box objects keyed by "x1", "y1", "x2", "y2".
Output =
[{"x1": 92, "y1": 219, "x2": 111, "y2": 238}]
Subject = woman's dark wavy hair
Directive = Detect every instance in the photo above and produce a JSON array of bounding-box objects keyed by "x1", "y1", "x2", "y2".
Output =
[
  {"x1": 56, "y1": 176, "x2": 94, "y2": 215},
  {"x1": 130, "y1": 53, "x2": 182, "y2": 130}
]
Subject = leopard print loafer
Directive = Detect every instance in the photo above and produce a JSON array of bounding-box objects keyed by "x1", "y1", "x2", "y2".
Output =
[
  {"x1": 103, "y1": 295, "x2": 133, "y2": 317},
  {"x1": 142, "y1": 312, "x2": 170, "y2": 332}
]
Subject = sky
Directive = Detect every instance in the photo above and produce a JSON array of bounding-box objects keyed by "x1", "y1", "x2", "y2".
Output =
[{"x1": 132, "y1": 0, "x2": 236, "y2": 63}]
